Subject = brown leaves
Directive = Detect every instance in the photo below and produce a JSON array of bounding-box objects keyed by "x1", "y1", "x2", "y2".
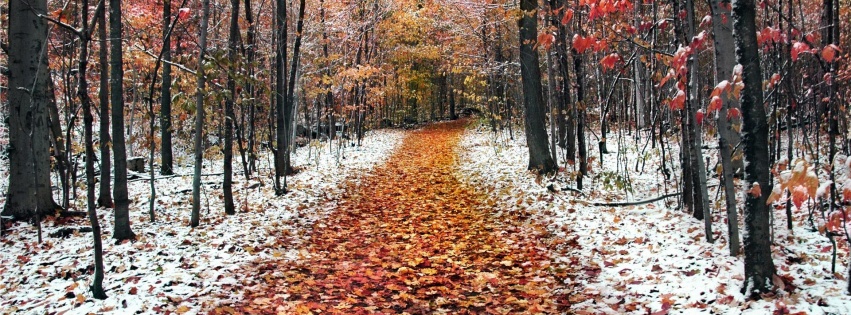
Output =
[{"x1": 228, "y1": 121, "x2": 573, "y2": 314}]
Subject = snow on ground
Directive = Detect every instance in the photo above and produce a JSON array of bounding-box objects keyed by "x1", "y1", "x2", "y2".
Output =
[
  {"x1": 0, "y1": 130, "x2": 404, "y2": 315},
  {"x1": 456, "y1": 123, "x2": 850, "y2": 315}
]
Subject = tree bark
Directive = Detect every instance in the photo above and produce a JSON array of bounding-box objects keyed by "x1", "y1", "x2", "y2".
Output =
[
  {"x1": 109, "y1": 0, "x2": 135, "y2": 240},
  {"x1": 224, "y1": 0, "x2": 239, "y2": 215},
  {"x1": 685, "y1": 0, "x2": 712, "y2": 242},
  {"x1": 77, "y1": 0, "x2": 108, "y2": 298},
  {"x1": 3, "y1": 0, "x2": 57, "y2": 220},
  {"x1": 274, "y1": 0, "x2": 288, "y2": 194},
  {"x1": 710, "y1": 0, "x2": 740, "y2": 255},
  {"x1": 732, "y1": 0, "x2": 777, "y2": 295},
  {"x1": 191, "y1": 0, "x2": 211, "y2": 227},
  {"x1": 518, "y1": 0, "x2": 557, "y2": 175},
  {"x1": 160, "y1": 0, "x2": 174, "y2": 175},
  {"x1": 97, "y1": 1, "x2": 113, "y2": 208}
]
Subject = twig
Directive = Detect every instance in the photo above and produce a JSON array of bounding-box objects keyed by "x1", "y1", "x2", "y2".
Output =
[{"x1": 584, "y1": 192, "x2": 681, "y2": 207}]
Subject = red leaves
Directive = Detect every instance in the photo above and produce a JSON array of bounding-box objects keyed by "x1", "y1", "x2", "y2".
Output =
[
  {"x1": 695, "y1": 109, "x2": 705, "y2": 125},
  {"x1": 670, "y1": 90, "x2": 686, "y2": 110},
  {"x1": 600, "y1": 53, "x2": 622, "y2": 70},
  {"x1": 708, "y1": 96, "x2": 723, "y2": 112},
  {"x1": 537, "y1": 32, "x2": 555, "y2": 50},
  {"x1": 572, "y1": 35, "x2": 601, "y2": 54},
  {"x1": 178, "y1": 8, "x2": 191, "y2": 20},
  {"x1": 791, "y1": 186, "x2": 807, "y2": 210},
  {"x1": 561, "y1": 9, "x2": 574, "y2": 25},
  {"x1": 791, "y1": 41, "x2": 810, "y2": 61}
]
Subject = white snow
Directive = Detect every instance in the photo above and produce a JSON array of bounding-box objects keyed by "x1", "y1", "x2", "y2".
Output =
[
  {"x1": 456, "y1": 124, "x2": 850, "y2": 315},
  {"x1": 0, "y1": 130, "x2": 404, "y2": 314}
]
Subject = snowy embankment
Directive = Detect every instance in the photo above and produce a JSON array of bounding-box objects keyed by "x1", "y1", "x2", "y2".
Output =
[
  {"x1": 0, "y1": 130, "x2": 404, "y2": 315},
  {"x1": 456, "y1": 125, "x2": 850, "y2": 315}
]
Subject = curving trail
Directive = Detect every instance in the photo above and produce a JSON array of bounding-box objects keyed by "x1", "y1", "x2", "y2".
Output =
[{"x1": 230, "y1": 121, "x2": 572, "y2": 314}]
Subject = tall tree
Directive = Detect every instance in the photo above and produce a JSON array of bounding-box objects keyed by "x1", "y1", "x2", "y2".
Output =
[
  {"x1": 224, "y1": 0, "x2": 240, "y2": 215},
  {"x1": 517, "y1": 0, "x2": 557, "y2": 175},
  {"x1": 710, "y1": 0, "x2": 741, "y2": 255},
  {"x1": 3, "y1": 0, "x2": 57, "y2": 220},
  {"x1": 160, "y1": 0, "x2": 175, "y2": 175},
  {"x1": 97, "y1": 0, "x2": 113, "y2": 208},
  {"x1": 732, "y1": 0, "x2": 777, "y2": 296},
  {"x1": 110, "y1": 0, "x2": 135, "y2": 240},
  {"x1": 192, "y1": 0, "x2": 212, "y2": 227},
  {"x1": 76, "y1": 0, "x2": 108, "y2": 299},
  {"x1": 273, "y1": 0, "x2": 288, "y2": 194},
  {"x1": 282, "y1": 0, "x2": 308, "y2": 191}
]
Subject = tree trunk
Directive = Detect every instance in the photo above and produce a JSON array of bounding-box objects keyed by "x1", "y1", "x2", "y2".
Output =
[
  {"x1": 160, "y1": 0, "x2": 174, "y2": 175},
  {"x1": 77, "y1": 0, "x2": 108, "y2": 298},
  {"x1": 685, "y1": 0, "x2": 712, "y2": 242},
  {"x1": 3, "y1": 0, "x2": 57, "y2": 220},
  {"x1": 223, "y1": 0, "x2": 239, "y2": 215},
  {"x1": 274, "y1": 0, "x2": 287, "y2": 194},
  {"x1": 518, "y1": 0, "x2": 557, "y2": 175},
  {"x1": 47, "y1": 75, "x2": 70, "y2": 209},
  {"x1": 244, "y1": 0, "x2": 257, "y2": 175},
  {"x1": 191, "y1": 0, "x2": 211, "y2": 227},
  {"x1": 109, "y1": 0, "x2": 135, "y2": 240},
  {"x1": 710, "y1": 0, "x2": 740, "y2": 255},
  {"x1": 97, "y1": 2, "x2": 113, "y2": 208},
  {"x1": 732, "y1": 0, "x2": 778, "y2": 295}
]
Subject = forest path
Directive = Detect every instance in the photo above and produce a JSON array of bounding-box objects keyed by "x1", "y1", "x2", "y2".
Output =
[{"x1": 229, "y1": 120, "x2": 572, "y2": 314}]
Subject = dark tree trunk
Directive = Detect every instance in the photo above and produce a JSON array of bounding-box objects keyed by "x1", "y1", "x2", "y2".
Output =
[
  {"x1": 77, "y1": 0, "x2": 108, "y2": 298},
  {"x1": 160, "y1": 0, "x2": 174, "y2": 175},
  {"x1": 274, "y1": 0, "x2": 287, "y2": 194},
  {"x1": 732, "y1": 0, "x2": 777, "y2": 296},
  {"x1": 282, "y1": 0, "x2": 307, "y2": 190},
  {"x1": 191, "y1": 0, "x2": 211, "y2": 227},
  {"x1": 3, "y1": 0, "x2": 57, "y2": 220},
  {"x1": 110, "y1": 0, "x2": 135, "y2": 240},
  {"x1": 97, "y1": 2, "x2": 113, "y2": 208},
  {"x1": 449, "y1": 75, "x2": 457, "y2": 120},
  {"x1": 244, "y1": 0, "x2": 257, "y2": 175},
  {"x1": 224, "y1": 0, "x2": 239, "y2": 215},
  {"x1": 518, "y1": 0, "x2": 556, "y2": 175}
]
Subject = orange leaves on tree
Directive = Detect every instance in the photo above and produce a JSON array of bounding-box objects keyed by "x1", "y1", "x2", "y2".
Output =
[
  {"x1": 600, "y1": 53, "x2": 622, "y2": 70},
  {"x1": 791, "y1": 41, "x2": 811, "y2": 61},
  {"x1": 821, "y1": 44, "x2": 841, "y2": 62},
  {"x1": 537, "y1": 32, "x2": 555, "y2": 50},
  {"x1": 791, "y1": 185, "x2": 808, "y2": 210}
]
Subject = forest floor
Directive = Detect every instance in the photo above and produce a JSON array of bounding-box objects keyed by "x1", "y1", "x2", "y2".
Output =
[{"x1": 2, "y1": 120, "x2": 850, "y2": 315}]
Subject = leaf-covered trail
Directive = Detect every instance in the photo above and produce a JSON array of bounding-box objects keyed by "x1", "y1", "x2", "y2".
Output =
[{"x1": 229, "y1": 121, "x2": 573, "y2": 314}]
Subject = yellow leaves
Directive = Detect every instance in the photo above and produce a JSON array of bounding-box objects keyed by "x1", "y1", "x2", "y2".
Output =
[{"x1": 175, "y1": 305, "x2": 190, "y2": 314}]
